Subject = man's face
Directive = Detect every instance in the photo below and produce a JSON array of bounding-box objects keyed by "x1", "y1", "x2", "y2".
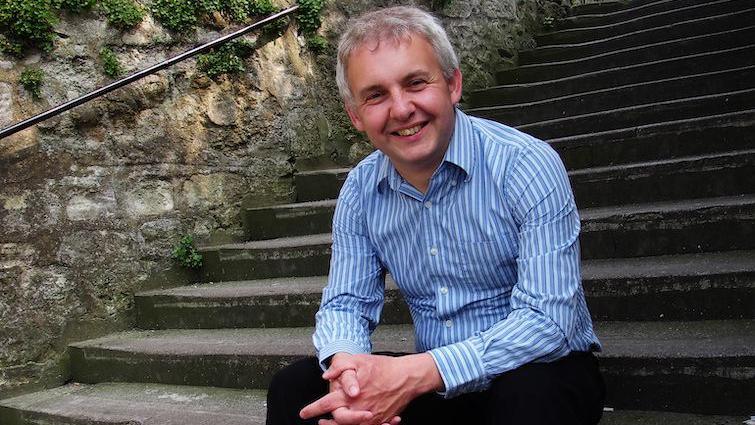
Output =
[{"x1": 344, "y1": 35, "x2": 462, "y2": 177}]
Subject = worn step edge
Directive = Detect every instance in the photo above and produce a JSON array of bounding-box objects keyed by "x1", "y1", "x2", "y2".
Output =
[
  {"x1": 539, "y1": 0, "x2": 744, "y2": 44},
  {"x1": 135, "y1": 250, "x2": 755, "y2": 326},
  {"x1": 522, "y1": 7, "x2": 755, "y2": 62},
  {"x1": 469, "y1": 66, "x2": 755, "y2": 123},
  {"x1": 499, "y1": 25, "x2": 755, "y2": 83},
  {"x1": 0, "y1": 382, "x2": 267, "y2": 425},
  {"x1": 514, "y1": 87, "x2": 755, "y2": 138},
  {"x1": 560, "y1": 0, "x2": 712, "y2": 28}
]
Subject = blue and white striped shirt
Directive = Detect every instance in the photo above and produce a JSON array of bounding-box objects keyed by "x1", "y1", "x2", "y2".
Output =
[{"x1": 314, "y1": 109, "x2": 601, "y2": 398}]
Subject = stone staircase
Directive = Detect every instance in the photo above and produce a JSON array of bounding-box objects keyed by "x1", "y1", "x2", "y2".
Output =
[{"x1": 2, "y1": 0, "x2": 754, "y2": 423}]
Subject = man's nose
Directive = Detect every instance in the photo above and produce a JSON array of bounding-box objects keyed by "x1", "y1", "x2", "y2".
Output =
[{"x1": 389, "y1": 92, "x2": 415, "y2": 121}]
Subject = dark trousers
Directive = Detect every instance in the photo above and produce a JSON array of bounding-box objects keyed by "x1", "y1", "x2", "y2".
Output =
[{"x1": 266, "y1": 351, "x2": 606, "y2": 425}]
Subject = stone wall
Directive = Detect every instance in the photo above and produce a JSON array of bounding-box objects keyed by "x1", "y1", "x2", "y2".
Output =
[{"x1": 0, "y1": 0, "x2": 564, "y2": 398}]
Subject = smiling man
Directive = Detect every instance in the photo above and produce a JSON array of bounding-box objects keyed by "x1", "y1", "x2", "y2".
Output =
[{"x1": 266, "y1": 6, "x2": 605, "y2": 425}]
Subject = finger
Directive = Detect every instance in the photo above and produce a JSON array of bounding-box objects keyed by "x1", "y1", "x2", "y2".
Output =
[
  {"x1": 323, "y1": 355, "x2": 358, "y2": 380},
  {"x1": 318, "y1": 420, "x2": 338, "y2": 425},
  {"x1": 338, "y1": 368, "x2": 360, "y2": 397},
  {"x1": 299, "y1": 391, "x2": 347, "y2": 419},
  {"x1": 332, "y1": 406, "x2": 374, "y2": 424},
  {"x1": 389, "y1": 416, "x2": 402, "y2": 425}
]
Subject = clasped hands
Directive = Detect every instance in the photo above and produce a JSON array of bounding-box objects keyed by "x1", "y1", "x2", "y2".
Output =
[{"x1": 299, "y1": 352, "x2": 443, "y2": 425}]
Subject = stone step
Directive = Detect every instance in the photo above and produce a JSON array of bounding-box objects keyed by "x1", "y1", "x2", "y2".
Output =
[
  {"x1": 469, "y1": 44, "x2": 755, "y2": 108},
  {"x1": 569, "y1": 0, "x2": 663, "y2": 17},
  {"x1": 570, "y1": 149, "x2": 755, "y2": 208},
  {"x1": 512, "y1": 87, "x2": 755, "y2": 140},
  {"x1": 67, "y1": 320, "x2": 755, "y2": 415},
  {"x1": 471, "y1": 66, "x2": 755, "y2": 127},
  {"x1": 243, "y1": 199, "x2": 336, "y2": 240},
  {"x1": 558, "y1": 0, "x2": 714, "y2": 31},
  {"x1": 519, "y1": 6, "x2": 755, "y2": 65},
  {"x1": 293, "y1": 168, "x2": 349, "y2": 202},
  {"x1": 199, "y1": 233, "x2": 332, "y2": 281},
  {"x1": 551, "y1": 109, "x2": 755, "y2": 169},
  {"x1": 0, "y1": 382, "x2": 267, "y2": 425},
  {"x1": 244, "y1": 151, "x2": 755, "y2": 240},
  {"x1": 496, "y1": 25, "x2": 755, "y2": 85},
  {"x1": 135, "y1": 250, "x2": 755, "y2": 329},
  {"x1": 1, "y1": 384, "x2": 748, "y2": 425},
  {"x1": 580, "y1": 195, "x2": 755, "y2": 259},
  {"x1": 202, "y1": 195, "x2": 755, "y2": 280},
  {"x1": 538, "y1": 0, "x2": 747, "y2": 46}
]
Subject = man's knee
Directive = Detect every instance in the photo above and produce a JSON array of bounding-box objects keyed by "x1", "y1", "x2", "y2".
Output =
[{"x1": 266, "y1": 357, "x2": 328, "y2": 425}]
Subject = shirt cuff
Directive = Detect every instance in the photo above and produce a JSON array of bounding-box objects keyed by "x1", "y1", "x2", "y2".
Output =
[
  {"x1": 428, "y1": 338, "x2": 489, "y2": 398},
  {"x1": 317, "y1": 340, "x2": 369, "y2": 371}
]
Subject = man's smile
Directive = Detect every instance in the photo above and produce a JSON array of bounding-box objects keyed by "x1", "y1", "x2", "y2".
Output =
[{"x1": 392, "y1": 123, "x2": 426, "y2": 137}]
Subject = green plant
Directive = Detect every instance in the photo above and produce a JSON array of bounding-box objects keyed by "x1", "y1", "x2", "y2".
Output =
[
  {"x1": 0, "y1": 35, "x2": 23, "y2": 56},
  {"x1": 55, "y1": 0, "x2": 97, "y2": 12},
  {"x1": 151, "y1": 0, "x2": 200, "y2": 33},
  {"x1": 19, "y1": 67, "x2": 44, "y2": 99},
  {"x1": 306, "y1": 34, "x2": 327, "y2": 54},
  {"x1": 99, "y1": 46, "x2": 123, "y2": 77},
  {"x1": 296, "y1": 0, "x2": 323, "y2": 35},
  {"x1": 430, "y1": 0, "x2": 453, "y2": 10},
  {"x1": 196, "y1": 40, "x2": 253, "y2": 79},
  {"x1": 0, "y1": 0, "x2": 60, "y2": 51},
  {"x1": 101, "y1": 0, "x2": 145, "y2": 29},
  {"x1": 171, "y1": 235, "x2": 203, "y2": 269}
]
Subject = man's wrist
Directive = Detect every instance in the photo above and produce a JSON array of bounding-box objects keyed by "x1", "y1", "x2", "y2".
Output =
[{"x1": 404, "y1": 353, "x2": 444, "y2": 396}]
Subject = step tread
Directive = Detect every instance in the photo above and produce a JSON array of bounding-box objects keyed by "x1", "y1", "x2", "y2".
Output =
[
  {"x1": 0, "y1": 384, "x2": 747, "y2": 425},
  {"x1": 531, "y1": 7, "x2": 755, "y2": 51},
  {"x1": 567, "y1": 0, "x2": 696, "y2": 20},
  {"x1": 515, "y1": 87, "x2": 755, "y2": 133},
  {"x1": 0, "y1": 382, "x2": 266, "y2": 425},
  {"x1": 296, "y1": 167, "x2": 351, "y2": 176},
  {"x1": 580, "y1": 194, "x2": 755, "y2": 221},
  {"x1": 137, "y1": 250, "x2": 755, "y2": 300},
  {"x1": 568, "y1": 148, "x2": 755, "y2": 178},
  {"x1": 471, "y1": 65, "x2": 755, "y2": 112},
  {"x1": 203, "y1": 233, "x2": 332, "y2": 251},
  {"x1": 70, "y1": 320, "x2": 755, "y2": 360},
  {"x1": 546, "y1": 108, "x2": 755, "y2": 144},
  {"x1": 245, "y1": 199, "x2": 337, "y2": 212},
  {"x1": 476, "y1": 43, "x2": 755, "y2": 93},
  {"x1": 513, "y1": 25, "x2": 755, "y2": 72},
  {"x1": 545, "y1": 0, "x2": 740, "y2": 41}
]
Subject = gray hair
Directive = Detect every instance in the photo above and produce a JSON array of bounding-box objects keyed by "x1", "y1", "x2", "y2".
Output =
[{"x1": 335, "y1": 6, "x2": 460, "y2": 106}]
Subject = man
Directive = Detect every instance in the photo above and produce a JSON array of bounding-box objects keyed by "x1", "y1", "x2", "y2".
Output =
[{"x1": 267, "y1": 6, "x2": 605, "y2": 425}]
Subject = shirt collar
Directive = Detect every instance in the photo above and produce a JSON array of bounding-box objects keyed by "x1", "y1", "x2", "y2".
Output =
[{"x1": 375, "y1": 108, "x2": 477, "y2": 192}]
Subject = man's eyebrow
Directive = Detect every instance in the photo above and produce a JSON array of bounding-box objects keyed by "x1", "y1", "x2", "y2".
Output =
[{"x1": 403, "y1": 70, "x2": 432, "y2": 82}]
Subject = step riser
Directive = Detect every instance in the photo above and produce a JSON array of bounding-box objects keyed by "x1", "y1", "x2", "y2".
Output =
[
  {"x1": 496, "y1": 26, "x2": 755, "y2": 85},
  {"x1": 244, "y1": 161, "x2": 754, "y2": 236},
  {"x1": 469, "y1": 45, "x2": 755, "y2": 108},
  {"x1": 520, "y1": 8, "x2": 755, "y2": 65},
  {"x1": 244, "y1": 204, "x2": 335, "y2": 240},
  {"x1": 558, "y1": 0, "x2": 715, "y2": 31},
  {"x1": 511, "y1": 90, "x2": 755, "y2": 140},
  {"x1": 569, "y1": 0, "x2": 689, "y2": 18},
  {"x1": 135, "y1": 272, "x2": 754, "y2": 329},
  {"x1": 68, "y1": 348, "x2": 754, "y2": 415},
  {"x1": 572, "y1": 157, "x2": 755, "y2": 208},
  {"x1": 580, "y1": 204, "x2": 755, "y2": 259},
  {"x1": 554, "y1": 118, "x2": 755, "y2": 169},
  {"x1": 200, "y1": 244, "x2": 331, "y2": 281},
  {"x1": 477, "y1": 68, "x2": 755, "y2": 127},
  {"x1": 294, "y1": 171, "x2": 349, "y2": 202},
  {"x1": 601, "y1": 358, "x2": 754, "y2": 415},
  {"x1": 203, "y1": 208, "x2": 755, "y2": 280},
  {"x1": 538, "y1": 0, "x2": 750, "y2": 46}
]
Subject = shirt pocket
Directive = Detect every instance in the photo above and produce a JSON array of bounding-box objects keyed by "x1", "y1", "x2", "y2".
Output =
[{"x1": 456, "y1": 240, "x2": 508, "y2": 289}]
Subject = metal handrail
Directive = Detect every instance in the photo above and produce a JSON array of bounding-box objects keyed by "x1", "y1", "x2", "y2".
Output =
[{"x1": 0, "y1": 5, "x2": 299, "y2": 140}]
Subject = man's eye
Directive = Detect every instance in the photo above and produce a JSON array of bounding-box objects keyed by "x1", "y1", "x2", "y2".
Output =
[
  {"x1": 409, "y1": 80, "x2": 427, "y2": 88},
  {"x1": 365, "y1": 92, "x2": 382, "y2": 102}
]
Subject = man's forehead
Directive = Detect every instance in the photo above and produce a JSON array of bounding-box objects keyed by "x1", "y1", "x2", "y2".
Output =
[{"x1": 349, "y1": 32, "x2": 425, "y2": 59}]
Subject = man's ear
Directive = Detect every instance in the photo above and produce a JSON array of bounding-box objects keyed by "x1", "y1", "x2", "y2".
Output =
[
  {"x1": 448, "y1": 68, "x2": 463, "y2": 105},
  {"x1": 345, "y1": 102, "x2": 365, "y2": 131}
]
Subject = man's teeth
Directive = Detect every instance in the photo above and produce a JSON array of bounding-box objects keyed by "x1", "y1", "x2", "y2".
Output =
[{"x1": 396, "y1": 125, "x2": 422, "y2": 136}]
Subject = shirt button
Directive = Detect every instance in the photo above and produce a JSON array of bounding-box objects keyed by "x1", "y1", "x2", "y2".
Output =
[
  {"x1": 444, "y1": 320, "x2": 453, "y2": 328},
  {"x1": 424, "y1": 201, "x2": 432, "y2": 209},
  {"x1": 430, "y1": 247, "x2": 438, "y2": 256},
  {"x1": 440, "y1": 287, "x2": 448, "y2": 294},
  {"x1": 450, "y1": 180, "x2": 457, "y2": 186}
]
